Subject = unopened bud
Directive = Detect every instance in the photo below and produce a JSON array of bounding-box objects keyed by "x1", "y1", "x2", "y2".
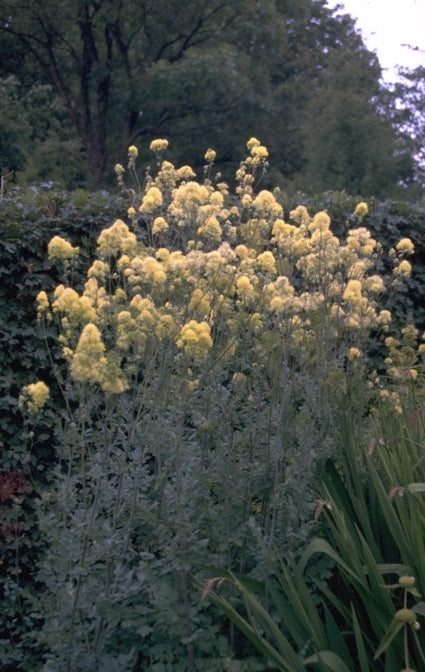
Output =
[
  {"x1": 398, "y1": 576, "x2": 416, "y2": 589},
  {"x1": 395, "y1": 608, "x2": 416, "y2": 624}
]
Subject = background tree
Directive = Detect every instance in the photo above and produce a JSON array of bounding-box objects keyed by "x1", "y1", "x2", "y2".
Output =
[
  {"x1": 0, "y1": 0, "x2": 416, "y2": 195},
  {"x1": 392, "y1": 63, "x2": 425, "y2": 189}
]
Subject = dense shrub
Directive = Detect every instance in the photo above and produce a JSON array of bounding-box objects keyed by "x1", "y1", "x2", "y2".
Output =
[
  {"x1": 2, "y1": 143, "x2": 425, "y2": 670},
  {"x1": 0, "y1": 185, "x2": 125, "y2": 669},
  {"x1": 14, "y1": 140, "x2": 421, "y2": 671},
  {"x1": 0, "y1": 185, "x2": 125, "y2": 454}
]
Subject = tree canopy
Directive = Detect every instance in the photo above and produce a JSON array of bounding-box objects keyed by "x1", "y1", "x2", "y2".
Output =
[
  {"x1": 392, "y1": 64, "x2": 425, "y2": 188},
  {"x1": 0, "y1": 0, "x2": 417, "y2": 196}
]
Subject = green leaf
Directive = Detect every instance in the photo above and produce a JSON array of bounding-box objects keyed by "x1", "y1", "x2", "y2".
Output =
[
  {"x1": 375, "y1": 563, "x2": 413, "y2": 576},
  {"x1": 374, "y1": 618, "x2": 404, "y2": 659},
  {"x1": 303, "y1": 650, "x2": 352, "y2": 672},
  {"x1": 407, "y1": 482, "x2": 425, "y2": 494},
  {"x1": 351, "y1": 604, "x2": 372, "y2": 672},
  {"x1": 206, "y1": 586, "x2": 305, "y2": 672},
  {"x1": 299, "y1": 537, "x2": 365, "y2": 587},
  {"x1": 413, "y1": 601, "x2": 425, "y2": 617}
]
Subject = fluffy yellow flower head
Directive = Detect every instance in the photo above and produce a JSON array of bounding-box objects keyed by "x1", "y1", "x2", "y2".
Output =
[
  {"x1": 343, "y1": 279, "x2": 363, "y2": 305},
  {"x1": 290, "y1": 205, "x2": 311, "y2": 228},
  {"x1": 347, "y1": 227, "x2": 376, "y2": 256},
  {"x1": 250, "y1": 145, "x2": 269, "y2": 160},
  {"x1": 48, "y1": 236, "x2": 79, "y2": 261},
  {"x1": 349, "y1": 260, "x2": 369, "y2": 279},
  {"x1": 396, "y1": 238, "x2": 414, "y2": 255},
  {"x1": 241, "y1": 193, "x2": 252, "y2": 208},
  {"x1": 378, "y1": 309, "x2": 392, "y2": 325},
  {"x1": 394, "y1": 260, "x2": 412, "y2": 277},
  {"x1": 235, "y1": 244, "x2": 249, "y2": 259},
  {"x1": 139, "y1": 186, "x2": 163, "y2": 214},
  {"x1": 141, "y1": 256, "x2": 167, "y2": 284},
  {"x1": 168, "y1": 182, "x2": 210, "y2": 225},
  {"x1": 150, "y1": 138, "x2": 169, "y2": 153},
  {"x1": 175, "y1": 181, "x2": 209, "y2": 206},
  {"x1": 197, "y1": 215, "x2": 222, "y2": 242},
  {"x1": 36, "y1": 290, "x2": 50, "y2": 314},
  {"x1": 252, "y1": 190, "x2": 282, "y2": 218},
  {"x1": 189, "y1": 288, "x2": 211, "y2": 317},
  {"x1": 97, "y1": 219, "x2": 138, "y2": 258},
  {"x1": 52, "y1": 285, "x2": 96, "y2": 323},
  {"x1": 204, "y1": 148, "x2": 216, "y2": 163},
  {"x1": 128, "y1": 145, "x2": 138, "y2": 158},
  {"x1": 247, "y1": 137, "x2": 261, "y2": 150},
  {"x1": 236, "y1": 275, "x2": 256, "y2": 303},
  {"x1": 176, "y1": 320, "x2": 213, "y2": 361},
  {"x1": 83, "y1": 277, "x2": 109, "y2": 309},
  {"x1": 87, "y1": 260, "x2": 108, "y2": 282},
  {"x1": 152, "y1": 216, "x2": 169, "y2": 234},
  {"x1": 257, "y1": 250, "x2": 277, "y2": 275},
  {"x1": 70, "y1": 323, "x2": 106, "y2": 385},
  {"x1": 364, "y1": 275, "x2": 385, "y2": 293},
  {"x1": 309, "y1": 212, "x2": 331, "y2": 233},
  {"x1": 19, "y1": 381, "x2": 50, "y2": 412},
  {"x1": 354, "y1": 202, "x2": 368, "y2": 218},
  {"x1": 176, "y1": 165, "x2": 196, "y2": 180},
  {"x1": 209, "y1": 190, "x2": 224, "y2": 207}
]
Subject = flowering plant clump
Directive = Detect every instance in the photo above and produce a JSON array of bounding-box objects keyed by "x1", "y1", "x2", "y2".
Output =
[
  {"x1": 30, "y1": 139, "x2": 418, "y2": 670},
  {"x1": 37, "y1": 138, "x2": 415, "y2": 399}
]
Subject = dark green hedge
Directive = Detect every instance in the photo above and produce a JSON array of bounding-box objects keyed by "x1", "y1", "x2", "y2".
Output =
[
  {"x1": 0, "y1": 185, "x2": 126, "y2": 669},
  {"x1": 0, "y1": 185, "x2": 126, "y2": 461}
]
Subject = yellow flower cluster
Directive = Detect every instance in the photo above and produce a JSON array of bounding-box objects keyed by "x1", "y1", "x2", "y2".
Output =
[
  {"x1": 246, "y1": 137, "x2": 269, "y2": 164},
  {"x1": 176, "y1": 320, "x2": 213, "y2": 362},
  {"x1": 204, "y1": 148, "x2": 216, "y2": 163},
  {"x1": 52, "y1": 285, "x2": 97, "y2": 323},
  {"x1": 139, "y1": 186, "x2": 163, "y2": 214},
  {"x1": 252, "y1": 190, "x2": 283, "y2": 219},
  {"x1": 389, "y1": 235, "x2": 414, "y2": 284},
  {"x1": 97, "y1": 219, "x2": 138, "y2": 257},
  {"x1": 354, "y1": 202, "x2": 368, "y2": 218},
  {"x1": 71, "y1": 323, "x2": 128, "y2": 394},
  {"x1": 48, "y1": 236, "x2": 79, "y2": 261},
  {"x1": 396, "y1": 238, "x2": 414, "y2": 255},
  {"x1": 40, "y1": 141, "x2": 415, "y2": 402},
  {"x1": 36, "y1": 290, "x2": 50, "y2": 319},
  {"x1": 71, "y1": 323, "x2": 105, "y2": 383},
  {"x1": 19, "y1": 381, "x2": 50, "y2": 413},
  {"x1": 394, "y1": 259, "x2": 412, "y2": 277},
  {"x1": 384, "y1": 324, "x2": 423, "y2": 384},
  {"x1": 152, "y1": 216, "x2": 169, "y2": 235},
  {"x1": 150, "y1": 138, "x2": 169, "y2": 153}
]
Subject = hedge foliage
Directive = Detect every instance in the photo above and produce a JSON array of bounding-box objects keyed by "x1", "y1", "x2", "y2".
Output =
[{"x1": 0, "y1": 185, "x2": 125, "y2": 669}]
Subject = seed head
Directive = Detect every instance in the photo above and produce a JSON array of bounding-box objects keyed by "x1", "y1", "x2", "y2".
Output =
[
  {"x1": 395, "y1": 608, "x2": 416, "y2": 624},
  {"x1": 398, "y1": 576, "x2": 416, "y2": 589}
]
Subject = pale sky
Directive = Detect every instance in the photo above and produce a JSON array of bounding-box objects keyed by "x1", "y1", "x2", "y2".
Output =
[{"x1": 326, "y1": 0, "x2": 425, "y2": 82}]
